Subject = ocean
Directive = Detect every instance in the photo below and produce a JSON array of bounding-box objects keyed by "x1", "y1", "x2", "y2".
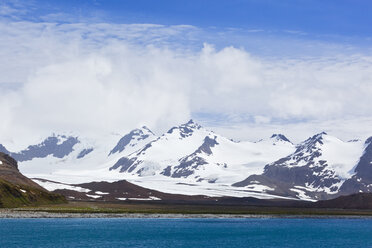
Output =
[{"x1": 1, "y1": 218, "x2": 372, "y2": 247}]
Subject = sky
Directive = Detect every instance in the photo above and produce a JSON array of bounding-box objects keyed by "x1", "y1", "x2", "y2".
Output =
[{"x1": 0, "y1": 0, "x2": 372, "y2": 147}]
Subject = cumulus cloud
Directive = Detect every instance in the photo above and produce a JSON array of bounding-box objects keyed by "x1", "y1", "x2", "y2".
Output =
[{"x1": 0, "y1": 20, "x2": 372, "y2": 147}]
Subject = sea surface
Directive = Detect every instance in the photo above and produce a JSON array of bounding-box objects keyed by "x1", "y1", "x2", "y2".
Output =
[{"x1": 1, "y1": 218, "x2": 372, "y2": 247}]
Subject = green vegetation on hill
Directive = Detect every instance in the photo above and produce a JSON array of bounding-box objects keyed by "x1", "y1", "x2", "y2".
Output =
[
  {"x1": 0, "y1": 179, "x2": 66, "y2": 208},
  {"x1": 0, "y1": 152, "x2": 66, "y2": 208}
]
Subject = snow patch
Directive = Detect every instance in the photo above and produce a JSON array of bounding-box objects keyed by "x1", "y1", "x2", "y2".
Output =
[
  {"x1": 290, "y1": 188, "x2": 315, "y2": 201},
  {"x1": 95, "y1": 191, "x2": 109, "y2": 195},
  {"x1": 32, "y1": 179, "x2": 90, "y2": 193},
  {"x1": 86, "y1": 194, "x2": 101, "y2": 199},
  {"x1": 128, "y1": 196, "x2": 161, "y2": 201}
]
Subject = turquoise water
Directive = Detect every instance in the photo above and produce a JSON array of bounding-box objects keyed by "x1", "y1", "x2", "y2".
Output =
[{"x1": 1, "y1": 218, "x2": 372, "y2": 247}]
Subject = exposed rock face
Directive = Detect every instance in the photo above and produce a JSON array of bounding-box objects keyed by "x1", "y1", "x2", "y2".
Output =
[
  {"x1": 0, "y1": 135, "x2": 79, "y2": 162},
  {"x1": 0, "y1": 144, "x2": 10, "y2": 154},
  {"x1": 339, "y1": 137, "x2": 372, "y2": 195},
  {"x1": 270, "y1": 134, "x2": 292, "y2": 144},
  {"x1": 0, "y1": 152, "x2": 43, "y2": 189},
  {"x1": 77, "y1": 148, "x2": 94, "y2": 159},
  {"x1": 166, "y1": 119, "x2": 201, "y2": 138},
  {"x1": 169, "y1": 136, "x2": 219, "y2": 178},
  {"x1": 111, "y1": 157, "x2": 138, "y2": 173},
  {"x1": 109, "y1": 126, "x2": 154, "y2": 156}
]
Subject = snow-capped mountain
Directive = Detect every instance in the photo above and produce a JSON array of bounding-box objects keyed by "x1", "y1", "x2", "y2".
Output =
[
  {"x1": 0, "y1": 127, "x2": 156, "y2": 179},
  {"x1": 233, "y1": 132, "x2": 364, "y2": 200},
  {"x1": 110, "y1": 120, "x2": 295, "y2": 185},
  {"x1": 110, "y1": 120, "x2": 215, "y2": 176},
  {"x1": 1, "y1": 120, "x2": 372, "y2": 201}
]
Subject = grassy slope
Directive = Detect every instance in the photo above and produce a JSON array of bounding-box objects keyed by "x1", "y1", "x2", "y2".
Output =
[{"x1": 0, "y1": 179, "x2": 66, "y2": 208}]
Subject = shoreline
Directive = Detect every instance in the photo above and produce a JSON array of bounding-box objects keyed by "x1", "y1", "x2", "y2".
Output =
[{"x1": 1, "y1": 210, "x2": 372, "y2": 219}]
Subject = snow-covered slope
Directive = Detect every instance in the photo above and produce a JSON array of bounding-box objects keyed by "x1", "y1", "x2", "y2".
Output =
[
  {"x1": 111, "y1": 120, "x2": 210, "y2": 176},
  {"x1": 1, "y1": 127, "x2": 156, "y2": 181},
  {"x1": 111, "y1": 120, "x2": 295, "y2": 185},
  {"x1": 233, "y1": 133, "x2": 364, "y2": 200},
  {"x1": 340, "y1": 137, "x2": 372, "y2": 195}
]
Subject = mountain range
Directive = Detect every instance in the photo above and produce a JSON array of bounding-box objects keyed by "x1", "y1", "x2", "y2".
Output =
[{"x1": 1, "y1": 120, "x2": 371, "y2": 201}]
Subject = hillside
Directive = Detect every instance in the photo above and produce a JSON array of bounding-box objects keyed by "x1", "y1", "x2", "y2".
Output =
[
  {"x1": 0, "y1": 152, "x2": 65, "y2": 208},
  {"x1": 311, "y1": 193, "x2": 372, "y2": 209}
]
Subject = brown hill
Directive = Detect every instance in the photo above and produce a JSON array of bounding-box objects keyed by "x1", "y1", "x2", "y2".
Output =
[
  {"x1": 0, "y1": 152, "x2": 66, "y2": 208},
  {"x1": 312, "y1": 193, "x2": 372, "y2": 209}
]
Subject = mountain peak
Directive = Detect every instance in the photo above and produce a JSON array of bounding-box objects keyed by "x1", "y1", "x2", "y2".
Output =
[
  {"x1": 166, "y1": 119, "x2": 202, "y2": 138},
  {"x1": 0, "y1": 144, "x2": 10, "y2": 155},
  {"x1": 182, "y1": 119, "x2": 202, "y2": 129},
  {"x1": 109, "y1": 127, "x2": 155, "y2": 156},
  {"x1": 141, "y1": 126, "x2": 154, "y2": 135},
  {"x1": 187, "y1": 119, "x2": 195, "y2": 124},
  {"x1": 293, "y1": 132, "x2": 328, "y2": 154},
  {"x1": 317, "y1": 131, "x2": 328, "y2": 137},
  {"x1": 305, "y1": 132, "x2": 328, "y2": 144},
  {"x1": 270, "y1": 134, "x2": 291, "y2": 143},
  {"x1": 365, "y1": 136, "x2": 372, "y2": 145}
]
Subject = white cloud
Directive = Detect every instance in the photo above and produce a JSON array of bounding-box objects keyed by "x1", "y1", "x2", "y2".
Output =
[{"x1": 0, "y1": 20, "x2": 372, "y2": 147}]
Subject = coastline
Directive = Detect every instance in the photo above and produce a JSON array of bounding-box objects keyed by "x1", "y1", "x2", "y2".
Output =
[{"x1": 2, "y1": 209, "x2": 372, "y2": 219}]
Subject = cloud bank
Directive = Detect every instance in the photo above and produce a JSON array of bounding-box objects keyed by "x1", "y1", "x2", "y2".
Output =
[{"x1": 0, "y1": 21, "x2": 372, "y2": 146}]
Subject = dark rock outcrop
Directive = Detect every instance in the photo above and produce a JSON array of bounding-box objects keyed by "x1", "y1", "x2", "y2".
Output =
[
  {"x1": 77, "y1": 148, "x2": 94, "y2": 159},
  {"x1": 271, "y1": 134, "x2": 292, "y2": 143},
  {"x1": 0, "y1": 135, "x2": 79, "y2": 162},
  {"x1": 169, "y1": 136, "x2": 218, "y2": 178},
  {"x1": 109, "y1": 127, "x2": 154, "y2": 155},
  {"x1": 166, "y1": 119, "x2": 201, "y2": 138}
]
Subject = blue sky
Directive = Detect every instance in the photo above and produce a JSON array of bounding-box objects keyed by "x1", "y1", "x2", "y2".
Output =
[
  {"x1": 1, "y1": 0, "x2": 372, "y2": 143},
  {"x1": 10, "y1": 0, "x2": 372, "y2": 37},
  {"x1": 3, "y1": 0, "x2": 371, "y2": 56}
]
